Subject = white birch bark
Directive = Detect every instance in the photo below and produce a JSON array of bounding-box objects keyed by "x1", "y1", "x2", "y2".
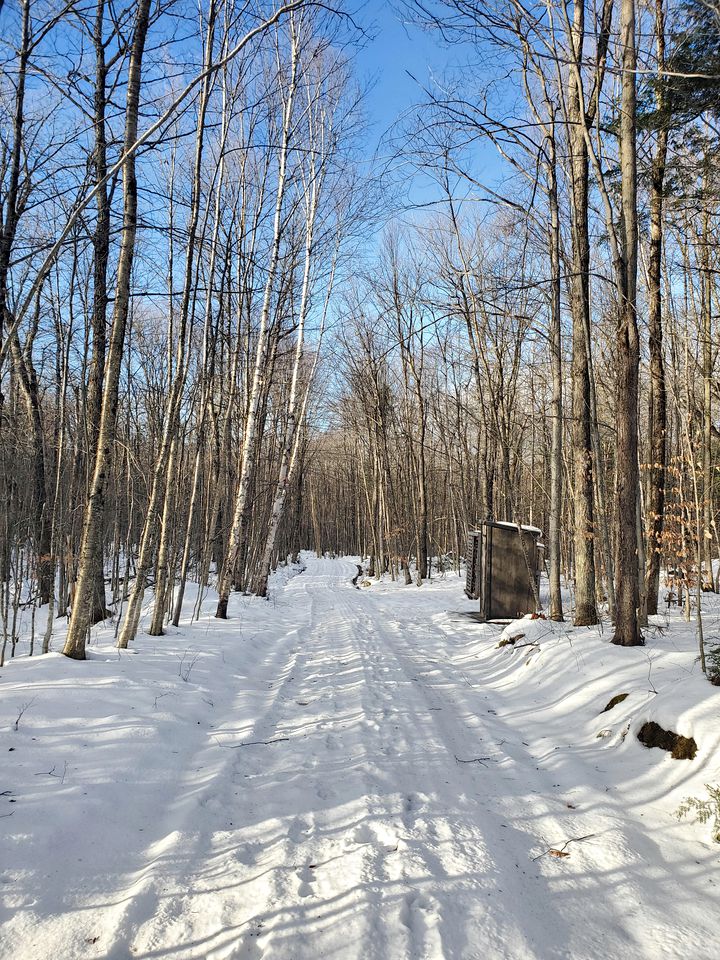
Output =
[
  {"x1": 117, "y1": 1, "x2": 218, "y2": 647},
  {"x1": 216, "y1": 15, "x2": 300, "y2": 617},
  {"x1": 63, "y1": 0, "x2": 152, "y2": 659}
]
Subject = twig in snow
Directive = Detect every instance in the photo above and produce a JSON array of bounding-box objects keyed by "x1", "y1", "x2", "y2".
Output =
[
  {"x1": 213, "y1": 735, "x2": 290, "y2": 749},
  {"x1": 178, "y1": 650, "x2": 200, "y2": 682},
  {"x1": 454, "y1": 754, "x2": 495, "y2": 766},
  {"x1": 532, "y1": 833, "x2": 596, "y2": 861},
  {"x1": 644, "y1": 649, "x2": 658, "y2": 694},
  {"x1": 34, "y1": 761, "x2": 68, "y2": 784},
  {"x1": 235, "y1": 737, "x2": 290, "y2": 747},
  {"x1": 13, "y1": 697, "x2": 36, "y2": 731}
]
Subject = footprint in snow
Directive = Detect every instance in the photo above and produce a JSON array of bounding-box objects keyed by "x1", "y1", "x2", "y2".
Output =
[
  {"x1": 295, "y1": 863, "x2": 317, "y2": 898},
  {"x1": 288, "y1": 817, "x2": 313, "y2": 844},
  {"x1": 350, "y1": 822, "x2": 400, "y2": 851},
  {"x1": 227, "y1": 925, "x2": 265, "y2": 960},
  {"x1": 316, "y1": 783, "x2": 336, "y2": 803},
  {"x1": 235, "y1": 843, "x2": 259, "y2": 866},
  {"x1": 401, "y1": 794, "x2": 417, "y2": 827},
  {"x1": 400, "y1": 892, "x2": 442, "y2": 956}
]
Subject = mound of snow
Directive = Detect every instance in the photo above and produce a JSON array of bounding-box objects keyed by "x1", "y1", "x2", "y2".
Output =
[{"x1": 498, "y1": 614, "x2": 557, "y2": 646}]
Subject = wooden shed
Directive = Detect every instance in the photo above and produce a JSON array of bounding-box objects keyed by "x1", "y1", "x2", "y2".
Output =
[{"x1": 465, "y1": 521, "x2": 543, "y2": 621}]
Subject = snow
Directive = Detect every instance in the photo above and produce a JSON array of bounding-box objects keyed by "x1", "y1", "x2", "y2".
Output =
[
  {"x1": 2, "y1": 556, "x2": 720, "y2": 959},
  {"x1": 469, "y1": 521, "x2": 543, "y2": 535}
]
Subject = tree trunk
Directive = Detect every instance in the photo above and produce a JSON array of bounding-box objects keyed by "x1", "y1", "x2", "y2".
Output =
[
  {"x1": 645, "y1": 0, "x2": 668, "y2": 615},
  {"x1": 0, "y1": 0, "x2": 29, "y2": 376},
  {"x1": 613, "y1": 0, "x2": 642, "y2": 646},
  {"x1": 85, "y1": 0, "x2": 112, "y2": 625},
  {"x1": 117, "y1": 0, "x2": 217, "y2": 648},
  {"x1": 10, "y1": 329, "x2": 52, "y2": 603},
  {"x1": 216, "y1": 19, "x2": 299, "y2": 618},
  {"x1": 147, "y1": 439, "x2": 179, "y2": 636},
  {"x1": 254, "y1": 158, "x2": 329, "y2": 597},
  {"x1": 701, "y1": 206, "x2": 715, "y2": 590},
  {"x1": 63, "y1": 0, "x2": 152, "y2": 659},
  {"x1": 547, "y1": 136, "x2": 564, "y2": 621},
  {"x1": 567, "y1": 0, "x2": 598, "y2": 626}
]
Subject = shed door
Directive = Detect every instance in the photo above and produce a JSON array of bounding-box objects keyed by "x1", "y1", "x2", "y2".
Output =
[{"x1": 488, "y1": 526, "x2": 537, "y2": 619}]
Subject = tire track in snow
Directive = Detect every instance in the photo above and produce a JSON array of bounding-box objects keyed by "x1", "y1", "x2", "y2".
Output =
[
  {"x1": 249, "y1": 568, "x2": 406, "y2": 960},
  {"x1": 68, "y1": 558, "x2": 674, "y2": 959},
  {"x1": 195, "y1": 559, "x2": 551, "y2": 960},
  {"x1": 99, "y1": 587, "x2": 324, "y2": 960},
  {"x1": 359, "y1": 582, "x2": 716, "y2": 960},
  {"x1": 347, "y1": 599, "x2": 542, "y2": 960}
]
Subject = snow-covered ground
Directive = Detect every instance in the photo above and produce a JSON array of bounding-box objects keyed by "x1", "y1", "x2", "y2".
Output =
[{"x1": 2, "y1": 555, "x2": 720, "y2": 959}]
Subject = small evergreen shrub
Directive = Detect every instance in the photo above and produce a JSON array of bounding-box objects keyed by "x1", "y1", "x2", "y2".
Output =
[
  {"x1": 706, "y1": 645, "x2": 720, "y2": 685},
  {"x1": 676, "y1": 784, "x2": 720, "y2": 843}
]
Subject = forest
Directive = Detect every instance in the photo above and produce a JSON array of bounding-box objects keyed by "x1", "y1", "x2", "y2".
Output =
[
  {"x1": 1, "y1": 0, "x2": 719, "y2": 666},
  {"x1": 0, "y1": 0, "x2": 718, "y2": 662}
]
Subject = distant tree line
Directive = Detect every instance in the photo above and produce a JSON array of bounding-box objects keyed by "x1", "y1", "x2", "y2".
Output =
[
  {"x1": 297, "y1": 0, "x2": 720, "y2": 659},
  {"x1": 0, "y1": 0, "x2": 718, "y2": 667}
]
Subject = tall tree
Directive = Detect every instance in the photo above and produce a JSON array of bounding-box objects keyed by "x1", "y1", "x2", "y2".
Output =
[
  {"x1": 63, "y1": 0, "x2": 153, "y2": 659},
  {"x1": 216, "y1": 12, "x2": 301, "y2": 618},
  {"x1": 645, "y1": 0, "x2": 669, "y2": 615},
  {"x1": 612, "y1": 0, "x2": 642, "y2": 645}
]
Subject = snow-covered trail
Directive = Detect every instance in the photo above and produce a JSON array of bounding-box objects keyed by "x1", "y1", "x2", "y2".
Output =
[{"x1": 2, "y1": 555, "x2": 718, "y2": 960}]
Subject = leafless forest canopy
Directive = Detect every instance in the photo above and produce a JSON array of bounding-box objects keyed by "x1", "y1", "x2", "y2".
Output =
[{"x1": 0, "y1": 0, "x2": 718, "y2": 662}]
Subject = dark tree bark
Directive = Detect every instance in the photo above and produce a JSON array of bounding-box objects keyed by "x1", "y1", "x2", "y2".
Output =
[
  {"x1": 547, "y1": 129, "x2": 564, "y2": 622},
  {"x1": 613, "y1": 0, "x2": 643, "y2": 646},
  {"x1": 85, "y1": 0, "x2": 112, "y2": 625},
  {"x1": 64, "y1": 0, "x2": 152, "y2": 659},
  {"x1": 645, "y1": 0, "x2": 668, "y2": 616},
  {"x1": 567, "y1": 0, "x2": 598, "y2": 626}
]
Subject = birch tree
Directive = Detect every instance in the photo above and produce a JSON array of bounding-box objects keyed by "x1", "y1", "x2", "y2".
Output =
[{"x1": 216, "y1": 12, "x2": 301, "y2": 618}]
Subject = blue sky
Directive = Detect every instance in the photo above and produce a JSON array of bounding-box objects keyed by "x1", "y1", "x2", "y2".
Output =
[
  {"x1": 354, "y1": 1, "x2": 444, "y2": 149},
  {"x1": 351, "y1": 1, "x2": 508, "y2": 219}
]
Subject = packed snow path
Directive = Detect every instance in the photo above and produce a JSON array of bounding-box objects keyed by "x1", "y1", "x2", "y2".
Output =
[{"x1": 2, "y1": 556, "x2": 719, "y2": 959}]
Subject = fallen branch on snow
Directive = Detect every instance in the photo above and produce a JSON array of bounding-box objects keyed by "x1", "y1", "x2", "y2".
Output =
[
  {"x1": 532, "y1": 833, "x2": 596, "y2": 861},
  {"x1": 214, "y1": 735, "x2": 291, "y2": 749},
  {"x1": 34, "y1": 761, "x2": 68, "y2": 784},
  {"x1": 454, "y1": 754, "x2": 496, "y2": 766}
]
